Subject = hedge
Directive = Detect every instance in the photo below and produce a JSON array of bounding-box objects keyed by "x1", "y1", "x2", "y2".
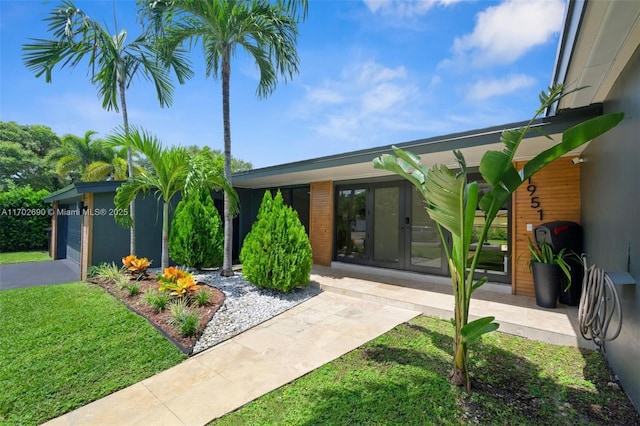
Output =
[{"x1": 0, "y1": 186, "x2": 50, "y2": 252}]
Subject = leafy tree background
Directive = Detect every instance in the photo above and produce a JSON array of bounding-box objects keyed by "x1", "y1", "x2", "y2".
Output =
[{"x1": 0, "y1": 121, "x2": 63, "y2": 192}]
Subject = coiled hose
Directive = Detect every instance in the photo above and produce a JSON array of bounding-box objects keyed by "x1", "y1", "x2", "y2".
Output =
[{"x1": 578, "y1": 256, "x2": 623, "y2": 351}]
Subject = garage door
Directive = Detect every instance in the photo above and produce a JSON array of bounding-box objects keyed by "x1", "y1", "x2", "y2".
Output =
[{"x1": 57, "y1": 204, "x2": 81, "y2": 265}]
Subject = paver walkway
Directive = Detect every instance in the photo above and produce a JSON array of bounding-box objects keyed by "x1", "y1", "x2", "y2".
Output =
[{"x1": 45, "y1": 290, "x2": 420, "y2": 425}]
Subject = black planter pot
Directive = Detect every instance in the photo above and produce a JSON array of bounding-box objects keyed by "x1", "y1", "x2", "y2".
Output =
[{"x1": 531, "y1": 262, "x2": 562, "y2": 308}]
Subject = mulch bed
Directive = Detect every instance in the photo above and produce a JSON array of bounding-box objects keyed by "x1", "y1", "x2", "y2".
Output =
[{"x1": 89, "y1": 273, "x2": 225, "y2": 355}]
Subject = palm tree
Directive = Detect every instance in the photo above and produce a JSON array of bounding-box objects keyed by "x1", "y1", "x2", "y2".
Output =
[
  {"x1": 140, "y1": 0, "x2": 306, "y2": 276},
  {"x1": 83, "y1": 147, "x2": 132, "y2": 182},
  {"x1": 108, "y1": 127, "x2": 237, "y2": 270},
  {"x1": 23, "y1": 0, "x2": 193, "y2": 255},
  {"x1": 48, "y1": 130, "x2": 113, "y2": 183}
]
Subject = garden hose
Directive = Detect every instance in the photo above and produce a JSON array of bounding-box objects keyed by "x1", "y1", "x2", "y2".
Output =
[{"x1": 578, "y1": 256, "x2": 622, "y2": 351}]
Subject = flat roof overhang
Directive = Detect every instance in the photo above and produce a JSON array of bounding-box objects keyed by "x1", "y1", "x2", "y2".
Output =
[
  {"x1": 44, "y1": 181, "x2": 124, "y2": 203},
  {"x1": 232, "y1": 104, "x2": 603, "y2": 189}
]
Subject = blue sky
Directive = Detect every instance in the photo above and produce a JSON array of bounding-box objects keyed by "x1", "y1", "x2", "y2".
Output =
[{"x1": 0, "y1": 0, "x2": 566, "y2": 169}]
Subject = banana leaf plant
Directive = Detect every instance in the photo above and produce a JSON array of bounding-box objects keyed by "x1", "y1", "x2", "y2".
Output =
[{"x1": 373, "y1": 84, "x2": 624, "y2": 390}]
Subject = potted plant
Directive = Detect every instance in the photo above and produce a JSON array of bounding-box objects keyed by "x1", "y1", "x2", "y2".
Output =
[{"x1": 528, "y1": 239, "x2": 573, "y2": 308}]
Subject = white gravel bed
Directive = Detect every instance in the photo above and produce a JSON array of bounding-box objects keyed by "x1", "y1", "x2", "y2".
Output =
[{"x1": 188, "y1": 270, "x2": 321, "y2": 354}]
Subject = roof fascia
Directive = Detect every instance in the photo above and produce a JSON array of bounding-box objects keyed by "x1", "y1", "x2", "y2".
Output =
[
  {"x1": 233, "y1": 104, "x2": 602, "y2": 184},
  {"x1": 44, "y1": 180, "x2": 125, "y2": 203},
  {"x1": 548, "y1": 0, "x2": 587, "y2": 116}
]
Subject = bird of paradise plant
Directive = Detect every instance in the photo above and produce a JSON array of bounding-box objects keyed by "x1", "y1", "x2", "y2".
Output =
[{"x1": 373, "y1": 84, "x2": 624, "y2": 390}]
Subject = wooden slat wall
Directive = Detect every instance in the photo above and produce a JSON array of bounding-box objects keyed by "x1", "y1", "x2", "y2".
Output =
[
  {"x1": 50, "y1": 201, "x2": 59, "y2": 259},
  {"x1": 309, "y1": 181, "x2": 334, "y2": 266},
  {"x1": 512, "y1": 157, "x2": 581, "y2": 296},
  {"x1": 80, "y1": 193, "x2": 94, "y2": 281}
]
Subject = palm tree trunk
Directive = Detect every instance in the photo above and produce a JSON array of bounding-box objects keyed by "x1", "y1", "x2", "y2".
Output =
[
  {"x1": 221, "y1": 44, "x2": 234, "y2": 277},
  {"x1": 119, "y1": 77, "x2": 136, "y2": 255},
  {"x1": 162, "y1": 200, "x2": 169, "y2": 270}
]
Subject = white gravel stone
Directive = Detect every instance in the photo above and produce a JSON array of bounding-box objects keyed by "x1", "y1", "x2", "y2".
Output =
[{"x1": 187, "y1": 270, "x2": 321, "y2": 354}]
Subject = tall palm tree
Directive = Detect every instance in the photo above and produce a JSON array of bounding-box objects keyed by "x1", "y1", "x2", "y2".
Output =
[
  {"x1": 83, "y1": 147, "x2": 133, "y2": 182},
  {"x1": 108, "y1": 127, "x2": 237, "y2": 270},
  {"x1": 140, "y1": 0, "x2": 306, "y2": 276},
  {"x1": 48, "y1": 130, "x2": 112, "y2": 183},
  {"x1": 23, "y1": 0, "x2": 193, "y2": 255}
]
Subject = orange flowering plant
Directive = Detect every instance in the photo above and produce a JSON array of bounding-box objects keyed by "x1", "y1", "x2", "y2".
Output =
[
  {"x1": 122, "y1": 254, "x2": 152, "y2": 277},
  {"x1": 158, "y1": 267, "x2": 200, "y2": 298}
]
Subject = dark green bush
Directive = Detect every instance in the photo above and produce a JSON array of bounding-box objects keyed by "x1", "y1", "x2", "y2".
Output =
[
  {"x1": 240, "y1": 190, "x2": 312, "y2": 293},
  {"x1": 169, "y1": 190, "x2": 223, "y2": 268},
  {"x1": 0, "y1": 185, "x2": 50, "y2": 252}
]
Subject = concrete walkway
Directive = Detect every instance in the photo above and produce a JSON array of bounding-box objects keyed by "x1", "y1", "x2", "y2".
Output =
[
  {"x1": 0, "y1": 259, "x2": 80, "y2": 290},
  {"x1": 45, "y1": 264, "x2": 591, "y2": 425}
]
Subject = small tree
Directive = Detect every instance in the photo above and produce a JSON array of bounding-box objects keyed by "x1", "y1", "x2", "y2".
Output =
[
  {"x1": 169, "y1": 190, "x2": 223, "y2": 269},
  {"x1": 373, "y1": 84, "x2": 624, "y2": 390},
  {"x1": 240, "y1": 190, "x2": 312, "y2": 292}
]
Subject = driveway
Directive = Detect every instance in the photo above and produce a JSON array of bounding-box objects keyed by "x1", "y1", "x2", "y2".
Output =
[{"x1": 0, "y1": 259, "x2": 81, "y2": 290}]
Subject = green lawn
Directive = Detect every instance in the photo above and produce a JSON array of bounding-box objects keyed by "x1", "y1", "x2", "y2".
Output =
[
  {"x1": 212, "y1": 316, "x2": 638, "y2": 425},
  {"x1": 0, "y1": 282, "x2": 186, "y2": 426},
  {"x1": 0, "y1": 251, "x2": 51, "y2": 264}
]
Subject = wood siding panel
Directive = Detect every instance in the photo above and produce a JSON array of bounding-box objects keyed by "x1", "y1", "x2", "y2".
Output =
[
  {"x1": 512, "y1": 157, "x2": 581, "y2": 296},
  {"x1": 81, "y1": 193, "x2": 94, "y2": 281},
  {"x1": 309, "y1": 181, "x2": 334, "y2": 266}
]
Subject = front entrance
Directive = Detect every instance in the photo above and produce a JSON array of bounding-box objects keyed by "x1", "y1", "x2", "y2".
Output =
[
  {"x1": 335, "y1": 182, "x2": 447, "y2": 275},
  {"x1": 335, "y1": 179, "x2": 510, "y2": 282}
]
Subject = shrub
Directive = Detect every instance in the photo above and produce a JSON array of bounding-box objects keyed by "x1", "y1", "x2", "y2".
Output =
[
  {"x1": 240, "y1": 190, "x2": 312, "y2": 293},
  {"x1": 144, "y1": 290, "x2": 170, "y2": 313},
  {"x1": 124, "y1": 283, "x2": 140, "y2": 297},
  {"x1": 194, "y1": 288, "x2": 211, "y2": 307},
  {"x1": 0, "y1": 185, "x2": 50, "y2": 252},
  {"x1": 122, "y1": 254, "x2": 152, "y2": 278},
  {"x1": 169, "y1": 190, "x2": 223, "y2": 269},
  {"x1": 179, "y1": 312, "x2": 200, "y2": 337},
  {"x1": 89, "y1": 262, "x2": 124, "y2": 283},
  {"x1": 167, "y1": 299, "x2": 189, "y2": 326},
  {"x1": 157, "y1": 267, "x2": 200, "y2": 299}
]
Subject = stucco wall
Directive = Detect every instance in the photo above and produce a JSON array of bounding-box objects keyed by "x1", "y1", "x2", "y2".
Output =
[{"x1": 581, "y1": 46, "x2": 640, "y2": 409}]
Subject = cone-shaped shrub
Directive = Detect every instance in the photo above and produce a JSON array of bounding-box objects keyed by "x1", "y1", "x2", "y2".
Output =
[
  {"x1": 240, "y1": 190, "x2": 312, "y2": 292},
  {"x1": 169, "y1": 190, "x2": 223, "y2": 268}
]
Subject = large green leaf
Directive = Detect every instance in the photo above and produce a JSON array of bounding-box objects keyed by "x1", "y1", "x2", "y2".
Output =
[
  {"x1": 460, "y1": 316, "x2": 499, "y2": 345},
  {"x1": 522, "y1": 112, "x2": 624, "y2": 180}
]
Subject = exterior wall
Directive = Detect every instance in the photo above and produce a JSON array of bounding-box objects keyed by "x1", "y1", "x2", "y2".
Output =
[
  {"x1": 50, "y1": 201, "x2": 59, "y2": 259},
  {"x1": 309, "y1": 181, "x2": 334, "y2": 266},
  {"x1": 80, "y1": 193, "x2": 93, "y2": 280},
  {"x1": 581, "y1": 46, "x2": 640, "y2": 409},
  {"x1": 511, "y1": 158, "x2": 581, "y2": 296},
  {"x1": 91, "y1": 192, "x2": 175, "y2": 267}
]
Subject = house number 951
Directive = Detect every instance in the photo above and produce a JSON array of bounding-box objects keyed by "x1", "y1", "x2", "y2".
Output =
[{"x1": 527, "y1": 178, "x2": 543, "y2": 220}]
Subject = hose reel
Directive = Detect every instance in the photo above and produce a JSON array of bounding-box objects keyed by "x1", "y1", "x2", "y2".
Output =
[{"x1": 578, "y1": 256, "x2": 623, "y2": 351}]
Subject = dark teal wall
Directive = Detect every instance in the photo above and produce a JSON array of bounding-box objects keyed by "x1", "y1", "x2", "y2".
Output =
[
  {"x1": 581, "y1": 46, "x2": 640, "y2": 409},
  {"x1": 92, "y1": 192, "x2": 179, "y2": 267}
]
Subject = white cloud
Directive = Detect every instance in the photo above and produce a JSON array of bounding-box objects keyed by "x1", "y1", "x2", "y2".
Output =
[
  {"x1": 296, "y1": 60, "x2": 424, "y2": 143},
  {"x1": 466, "y1": 74, "x2": 536, "y2": 101},
  {"x1": 452, "y1": 0, "x2": 565, "y2": 66},
  {"x1": 362, "y1": 0, "x2": 463, "y2": 18}
]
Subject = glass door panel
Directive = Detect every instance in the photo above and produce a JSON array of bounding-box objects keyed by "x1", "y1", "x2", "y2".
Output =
[
  {"x1": 336, "y1": 188, "x2": 367, "y2": 262},
  {"x1": 408, "y1": 186, "x2": 446, "y2": 273},
  {"x1": 373, "y1": 186, "x2": 400, "y2": 263}
]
